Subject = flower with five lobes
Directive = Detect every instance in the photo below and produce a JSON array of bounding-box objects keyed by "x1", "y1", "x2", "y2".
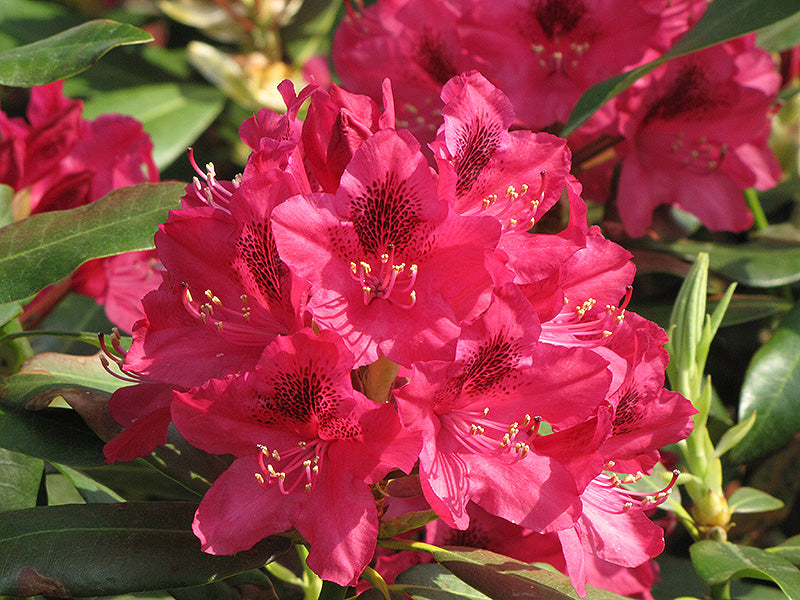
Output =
[{"x1": 172, "y1": 329, "x2": 421, "y2": 586}]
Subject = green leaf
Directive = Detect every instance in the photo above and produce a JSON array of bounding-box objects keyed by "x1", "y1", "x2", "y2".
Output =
[
  {"x1": 714, "y1": 412, "x2": 757, "y2": 458},
  {"x1": 430, "y1": 547, "x2": 630, "y2": 599},
  {"x1": 282, "y1": 0, "x2": 344, "y2": 65},
  {"x1": 379, "y1": 509, "x2": 439, "y2": 539},
  {"x1": 563, "y1": 0, "x2": 800, "y2": 134},
  {"x1": 2, "y1": 352, "x2": 131, "y2": 409},
  {"x1": 0, "y1": 181, "x2": 184, "y2": 304},
  {"x1": 83, "y1": 83, "x2": 226, "y2": 170},
  {"x1": 0, "y1": 502, "x2": 290, "y2": 597},
  {"x1": 0, "y1": 407, "x2": 106, "y2": 466},
  {"x1": 0, "y1": 301, "x2": 22, "y2": 330},
  {"x1": 53, "y1": 463, "x2": 125, "y2": 503},
  {"x1": 658, "y1": 238, "x2": 800, "y2": 288},
  {"x1": 0, "y1": 19, "x2": 153, "y2": 87},
  {"x1": 690, "y1": 540, "x2": 800, "y2": 598},
  {"x1": 768, "y1": 535, "x2": 800, "y2": 566},
  {"x1": 144, "y1": 427, "x2": 230, "y2": 497},
  {"x1": 0, "y1": 183, "x2": 12, "y2": 228},
  {"x1": 396, "y1": 563, "x2": 492, "y2": 600},
  {"x1": 727, "y1": 486, "x2": 784, "y2": 514},
  {"x1": 0, "y1": 448, "x2": 43, "y2": 511},
  {"x1": 730, "y1": 301, "x2": 800, "y2": 463},
  {"x1": 757, "y1": 10, "x2": 800, "y2": 52}
]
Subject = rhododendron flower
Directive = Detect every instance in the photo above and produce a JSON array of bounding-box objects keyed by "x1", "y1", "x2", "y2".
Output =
[
  {"x1": 171, "y1": 329, "x2": 421, "y2": 585},
  {"x1": 458, "y1": 0, "x2": 661, "y2": 129},
  {"x1": 432, "y1": 71, "x2": 572, "y2": 229},
  {"x1": 395, "y1": 284, "x2": 612, "y2": 530},
  {"x1": 272, "y1": 128, "x2": 499, "y2": 366},
  {"x1": 0, "y1": 81, "x2": 161, "y2": 331},
  {"x1": 615, "y1": 37, "x2": 781, "y2": 235},
  {"x1": 99, "y1": 72, "x2": 694, "y2": 600},
  {"x1": 334, "y1": 0, "x2": 662, "y2": 133}
]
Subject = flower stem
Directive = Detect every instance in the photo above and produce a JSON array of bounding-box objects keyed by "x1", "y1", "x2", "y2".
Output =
[
  {"x1": 360, "y1": 566, "x2": 391, "y2": 600},
  {"x1": 744, "y1": 188, "x2": 769, "y2": 231},
  {"x1": 377, "y1": 537, "x2": 442, "y2": 554}
]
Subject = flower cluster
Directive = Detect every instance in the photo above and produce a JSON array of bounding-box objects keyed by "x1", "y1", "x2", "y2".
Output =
[
  {"x1": 104, "y1": 73, "x2": 695, "y2": 596},
  {"x1": 333, "y1": 0, "x2": 780, "y2": 237},
  {"x1": 0, "y1": 82, "x2": 162, "y2": 331}
]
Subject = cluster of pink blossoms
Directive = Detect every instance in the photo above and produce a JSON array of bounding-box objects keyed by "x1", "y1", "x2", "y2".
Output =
[
  {"x1": 0, "y1": 82, "x2": 162, "y2": 331},
  {"x1": 103, "y1": 72, "x2": 696, "y2": 598},
  {"x1": 333, "y1": 0, "x2": 781, "y2": 237}
]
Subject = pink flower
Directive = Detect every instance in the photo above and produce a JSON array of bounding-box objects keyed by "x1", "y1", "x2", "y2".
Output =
[
  {"x1": 615, "y1": 37, "x2": 781, "y2": 235},
  {"x1": 431, "y1": 71, "x2": 573, "y2": 229},
  {"x1": 171, "y1": 329, "x2": 421, "y2": 586},
  {"x1": 394, "y1": 284, "x2": 611, "y2": 530},
  {"x1": 303, "y1": 80, "x2": 395, "y2": 193},
  {"x1": 333, "y1": 0, "x2": 476, "y2": 144},
  {"x1": 0, "y1": 81, "x2": 161, "y2": 331},
  {"x1": 271, "y1": 128, "x2": 499, "y2": 366},
  {"x1": 458, "y1": 0, "x2": 661, "y2": 129}
]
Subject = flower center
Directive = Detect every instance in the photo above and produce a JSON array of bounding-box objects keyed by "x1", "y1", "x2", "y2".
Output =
[
  {"x1": 350, "y1": 243, "x2": 418, "y2": 308},
  {"x1": 592, "y1": 467, "x2": 680, "y2": 513},
  {"x1": 445, "y1": 407, "x2": 544, "y2": 461},
  {"x1": 541, "y1": 285, "x2": 632, "y2": 346},
  {"x1": 181, "y1": 285, "x2": 277, "y2": 345},
  {"x1": 254, "y1": 440, "x2": 325, "y2": 494}
]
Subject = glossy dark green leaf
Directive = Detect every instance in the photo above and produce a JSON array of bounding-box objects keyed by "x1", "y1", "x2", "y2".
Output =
[
  {"x1": 728, "y1": 486, "x2": 784, "y2": 514},
  {"x1": 0, "y1": 20, "x2": 153, "y2": 87},
  {"x1": 0, "y1": 407, "x2": 106, "y2": 466},
  {"x1": 563, "y1": 0, "x2": 800, "y2": 134},
  {"x1": 53, "y1": 463, "x2": 124, "y2": 504},
  {"x1": 690, "y1": 540, "x2": 800, "y2": 598},
  {"x1": 0, "y1": 181, "x2": 184, "y2": 304},
  {"x1": 144, "y1": 426, "x2": 230, "y2": 497},
  {"x1": 396, "y1": 564, "x2": 491, "y2": 600},
  {"x1": 757, "y1": 10, "x2": 800, "y2": 51},
  {"x1": 0, "y1": 448, "x2": 43, "y2": 511},
  {"x1": 431, "y1": 547, "x2": 630, "y2": 600},
  {"x1": 730, "y1": 302, "x2": 800, "y2": 464},
  {"x1": 0, "y1": 502, "x2": 290, "y2": 597},
  {"x1": 768, "y1": 535, "x2": 800, "y2": 566},
  {"x1": 83, "y1": 83, "x2": 226, "y2": 170},
  {"x1": 658, "y1": 239, "x2": 800, "y2": 288},
  {"x1": 170, "y1": 570, "x2": 277, "y2": 600}
]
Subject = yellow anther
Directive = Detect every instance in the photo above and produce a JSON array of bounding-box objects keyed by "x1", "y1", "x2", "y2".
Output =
[
  {"x1": 350, "y1": 262, "x2": 358, "y2": 274},
  {"x1": 483, "y1": 407, "x2": 490, "y2": 416},
  {"x1": 185, "y1": 288, "x2": 194, "y2": 303},
  {"x1": 381, "y1": 253, "x2": 390, "y2": 263},
  {"x1": 255, "y1": 473, "x2": 264, "y2": 484},
  {"x1": 519, "y1": 184, "x2": 529, "y2": 195},
  {"x1": 240, "y1": 294, "x2": 248, "y2": 305},
  {"x1": 272, "y1": 449, "x2": 280, "y2": 460}
]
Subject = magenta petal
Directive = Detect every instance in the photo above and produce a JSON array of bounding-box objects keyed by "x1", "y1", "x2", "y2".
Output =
[
  {"x1": 193, "y1": 455, "x2": 293, "y2": 554},
  {"x1": 297, "y1": 468, "x2": 380, "y2": 586}
]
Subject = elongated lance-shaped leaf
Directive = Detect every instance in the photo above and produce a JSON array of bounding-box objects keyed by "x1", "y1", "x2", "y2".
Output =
[
  {"x1": 0, "y1": 181, "x2": 184, "y2": 304},
  {"x1": 0, "y1": 19, "x2": 153, "y2": 87},
  {"x1": 563, "y1": 0, "x2": 800, "y2": 134},
  {"x1": 730, "y1": 301, "x2": 800, "y2": 464},
  {"x1": 0, "y1": 502, "x2": 291, "y2": 597},
  {"x1": 430, "y1": 546, "x2": 630, "y2": 599}
]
